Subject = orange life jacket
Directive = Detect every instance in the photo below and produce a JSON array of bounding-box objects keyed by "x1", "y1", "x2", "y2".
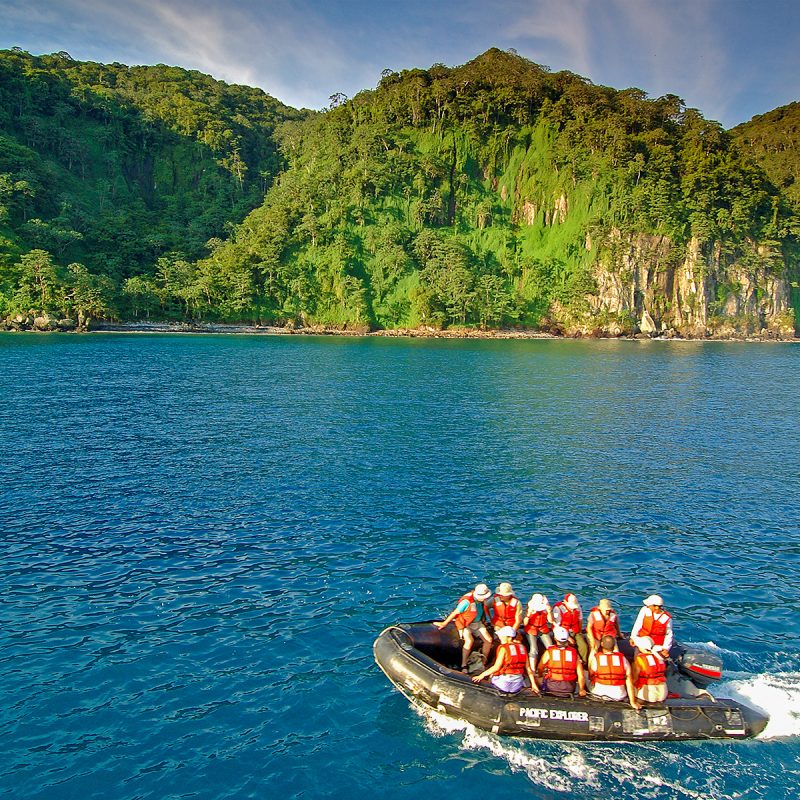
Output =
[
  {"x1": 635, "y1": 653, "x2": 667, "y2": 687},
  {"x1": 543, "y1": 645, "x2": 578, "y2": 682},
  {"x1": 588, "y1": 607, "x2": 618, "y2": 641},
  {"x1": 524, "y1": 609, "x2": 551, "y2": 635},
  {"x1": 639, "y1": 609, "x2": 672, "y2": 647},
  {"x1": 496, "y1": 641, "x2": 528, "y2": 675},
  {"x1": 489, "y1": 597, "x2": 520, "y2": 628},
  {"x1": 454, "y1": 592, "x2": 482, "y2": 630},
  {"x1": 554, "y1": 600, "x2": 582, "y2": 634},
  {"x1": 591, "y1": 651, "x2": 627, "y2": 686}
]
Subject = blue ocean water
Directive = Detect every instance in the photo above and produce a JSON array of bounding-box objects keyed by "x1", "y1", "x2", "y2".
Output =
[{"x1": 0, "y1": 332, "x2": 798, "y2": 800}]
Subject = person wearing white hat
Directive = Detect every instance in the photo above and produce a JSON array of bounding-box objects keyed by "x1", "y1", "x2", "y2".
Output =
[
  {"x1": 472, "y1": 626, "x2": 539, "y2": 694},
  {"x1": 552, "y1": 592, "x2": 589, "y2": 664},
  {"x1": 629, "y1": 594, "x2": 673, "y2": 655},
  {"x1": 586, "y1": 598, "x2": 621, "y2": 652},
  {"x1": 487, "y1": 582, "x2": 523, "y2": 631},
  {"x1": 435, "y1": 583, "x2": 493, "y2": 671},
  {"x1": 537, "y1": 625, "x2": 587, "y2": 698},
  {"x1": 630, "y1": 636, "x2": 668, "y2": 703},
  {"x1": 523, "y1": 593, "x2": 554, "y2": 667}
]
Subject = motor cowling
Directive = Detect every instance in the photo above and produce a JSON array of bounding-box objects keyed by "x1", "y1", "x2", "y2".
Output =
[{"x1": 674, "y1": 646, "x2": 723, "y2": 688}]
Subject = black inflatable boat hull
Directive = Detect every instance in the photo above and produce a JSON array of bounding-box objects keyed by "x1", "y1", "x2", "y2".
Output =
[{"x1": 373, "y1": 623, "x2": 769, "y2": 741}]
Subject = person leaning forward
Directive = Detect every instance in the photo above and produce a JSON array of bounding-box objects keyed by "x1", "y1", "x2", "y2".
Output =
[
  {"x1": 588, "y1": 634, "x2": 641, "y2": 710},
  {"x1": 434, "y1": 583, "x2": 493, "y2": 671},
  {"x1": 537, "y1": 625, "x2": 587, "y2": 698},
  {"x1": 472, "y1": 626, "x2": 540, "y2": 694}
]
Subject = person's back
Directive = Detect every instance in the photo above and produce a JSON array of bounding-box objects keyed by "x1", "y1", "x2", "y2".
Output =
[
  {"x1": 538, "y1": 627, "x2": 586, "y2": 698},
  {"x1": 472, "y1": 627, "x2": 539, "y2": 695},
  {"x1": 631, "y1": 636, "x2": 668, "y2": 703},
  {"x1": 588, "y1": 635, "x2": 640, "y2": 708}
]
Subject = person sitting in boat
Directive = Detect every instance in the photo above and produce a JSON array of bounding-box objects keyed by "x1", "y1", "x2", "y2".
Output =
[
  {"x1": 487, "y1": 582, "x2": 523, "y2": 632},
  {"x1": 588, "y1": 635, "x2": 641, "y2": 709},
  {"x1": 471, "y1": 626, "x2": 540, "y2": 694},
  {"x1": 552, "y1": 593, "x2": 589, "y2": 663},
  {"x1": 523, "y1": 592, "x2": 553, "y2": 666},
  {"x1": 586, "y1": 598, "x2": 621, "y2": 652},
  {"x1": 631, "y1": 636, "x2": 668, "y2": 704},
  {"x1": 537, "y1": 625, "x2": 587, "y2": 698},
  {"x1": 629, "y1": 594, "x2": 673, "y2": 655},
  {"x1": 434, "y1": 583, "x2": 493, "y2": 671}
]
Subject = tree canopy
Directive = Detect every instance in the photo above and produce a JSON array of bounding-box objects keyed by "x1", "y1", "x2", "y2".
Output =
[{"x1": 1, "y1": 47, "x2": 797, "y2": 333}]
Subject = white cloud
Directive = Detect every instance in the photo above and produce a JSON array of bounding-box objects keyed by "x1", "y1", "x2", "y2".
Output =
[
  {"x1": 2, "y1": 0, "x2": 365, "y2": 108},
  {"x1": 2, "y1": 0, "x2": 796, "y2": 124},
  {"x1": 504, "y1": 0, "x2": 595, "y2": 76},
  {"x1": 502, "y1": 0, "x2": 741, "y2": 124}
]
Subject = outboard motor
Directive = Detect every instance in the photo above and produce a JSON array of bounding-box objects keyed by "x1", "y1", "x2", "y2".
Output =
[{"x1": 672, "y1": 643, "x2": 723, "y2": 688}]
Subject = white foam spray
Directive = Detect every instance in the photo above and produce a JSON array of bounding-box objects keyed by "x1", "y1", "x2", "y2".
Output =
[
  {"x1": 717, "y1": 672, "x2": 800, "y2": 739},
  {"x1": 414, "y1": 706, "x2": 713, "y2": 798}
]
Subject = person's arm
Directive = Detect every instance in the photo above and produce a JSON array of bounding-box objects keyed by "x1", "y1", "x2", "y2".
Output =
[
  {"x1": 587, "y1": 654, "x2": 597, "y2": 684},
  {"x1": 472, "y1": 649, "x2": 504, "y2": 683},
  {"x1": 586, "y1": 612, "x2": 599, "y2": 650},
  {"x1": 576, "y1": 660, "x2": 587, "y2": 696},
  {"x1": 536, "y1": 650, "x2": 550, "y2": 676},
  {"x1": 661, "y1": 616, "x2": 674, "y2": 653},
  {"x1": 514, "y1": 601, "x2": 523, "y2": 630},
  {"x1": 624, "y1": 660, "x2": 641, "y2": 709},
  {"x1": 630, "y1": 656, "x2": 641, "y2": 685},
  {"x1": 434, "y1": 599, "x2": 467, "y2": 630},
  {"x1": 629, "y1": 607, "x2": 646, "y2": 644}
]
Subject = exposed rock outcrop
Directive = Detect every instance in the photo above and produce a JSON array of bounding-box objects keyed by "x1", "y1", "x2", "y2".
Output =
[{"x1": 561, "y1": 229, "x2": 795, "y2": 339}]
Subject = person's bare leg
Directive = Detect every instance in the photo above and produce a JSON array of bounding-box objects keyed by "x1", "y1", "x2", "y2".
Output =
[
  {"x1": 461, "y1": 629, "x2": 474, "y2": 668},
  {"x1": 479, "y1": 628, "x2": 492, "y2": 664}
]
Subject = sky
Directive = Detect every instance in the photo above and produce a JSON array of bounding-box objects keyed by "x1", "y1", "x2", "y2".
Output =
[{"x1": 1, "y1": 0, "x2": 798, "y2": 129}]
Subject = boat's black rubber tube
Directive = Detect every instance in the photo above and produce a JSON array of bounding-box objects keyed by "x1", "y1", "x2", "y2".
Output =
[{"x1": 373, "y1": 622, "x2": 769, "y2": 741}]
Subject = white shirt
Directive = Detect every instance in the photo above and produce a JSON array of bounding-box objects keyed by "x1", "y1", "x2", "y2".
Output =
[{"x1": 631, "y1": 606, "x2": 673, "y2": 652}]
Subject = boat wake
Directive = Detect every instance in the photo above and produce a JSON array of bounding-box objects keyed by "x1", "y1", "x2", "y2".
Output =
[
  {"x1": 413, "y1": 670, "x2": 800, "y2": 797},
  {"x1": 717, "y1": 672, "x2": 800, "y2": 739},
  {"x1": 416, "y1": 706, "x2": 710, "y2": 798}
]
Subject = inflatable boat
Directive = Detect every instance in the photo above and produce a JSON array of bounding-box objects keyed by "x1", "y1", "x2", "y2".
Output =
[{"x1": 373, "y1": 622, "x2": 769, "y2": 741}]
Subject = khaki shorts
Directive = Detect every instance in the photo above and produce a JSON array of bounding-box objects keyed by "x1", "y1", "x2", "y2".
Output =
[{"x1": 635, "y1": 683, "x2": 667, "y2": 703}]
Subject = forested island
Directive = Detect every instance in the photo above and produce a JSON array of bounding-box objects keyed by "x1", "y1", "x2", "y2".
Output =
[{"x1": 1, "y1": 47, "x2": 798, "y2": 338}]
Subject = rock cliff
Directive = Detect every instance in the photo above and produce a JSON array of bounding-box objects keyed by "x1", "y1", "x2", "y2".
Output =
[{"x1": 558, "y1": 229, "x2": 795, "y2": 339}]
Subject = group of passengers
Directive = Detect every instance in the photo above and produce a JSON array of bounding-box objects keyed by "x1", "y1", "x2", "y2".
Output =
[{"x1": 434, "y1": 582, "x2": 674, "y2": 710}]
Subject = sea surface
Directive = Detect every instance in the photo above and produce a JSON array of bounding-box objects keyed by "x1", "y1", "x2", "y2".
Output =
[{"x1": 0, "y1": 332, "x2": 798, "y2": 800}]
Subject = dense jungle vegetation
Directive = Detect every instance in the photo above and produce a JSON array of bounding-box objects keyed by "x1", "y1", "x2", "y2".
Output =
[
  {"x1": 732, "y1": 102, "x2": 800, "y2": 211},
  {"x1": 0, "y1": 48, "x2": 304, "y2": 324},
  {"x1": 1, "y1": 47, "x2": 798, "y2": 329}
]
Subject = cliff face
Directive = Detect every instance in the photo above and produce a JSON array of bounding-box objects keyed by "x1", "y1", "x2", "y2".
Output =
[{"x1": 557, "y1": 229, "x2": 795, "y2": 338}]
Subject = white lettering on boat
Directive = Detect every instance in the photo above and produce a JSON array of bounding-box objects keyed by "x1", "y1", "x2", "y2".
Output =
[{"x1": 519, "y1": 707, "x2": 589, "y2": 722}]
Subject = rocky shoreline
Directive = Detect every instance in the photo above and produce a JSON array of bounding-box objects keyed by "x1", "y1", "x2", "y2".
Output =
[{"x1": 3, "y1": 317, "x2": 795, "y2": 342}]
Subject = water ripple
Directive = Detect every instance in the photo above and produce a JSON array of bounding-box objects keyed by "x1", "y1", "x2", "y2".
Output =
[{"x1": 0, "y1": 334, "x2": 798, "y2": 799}]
